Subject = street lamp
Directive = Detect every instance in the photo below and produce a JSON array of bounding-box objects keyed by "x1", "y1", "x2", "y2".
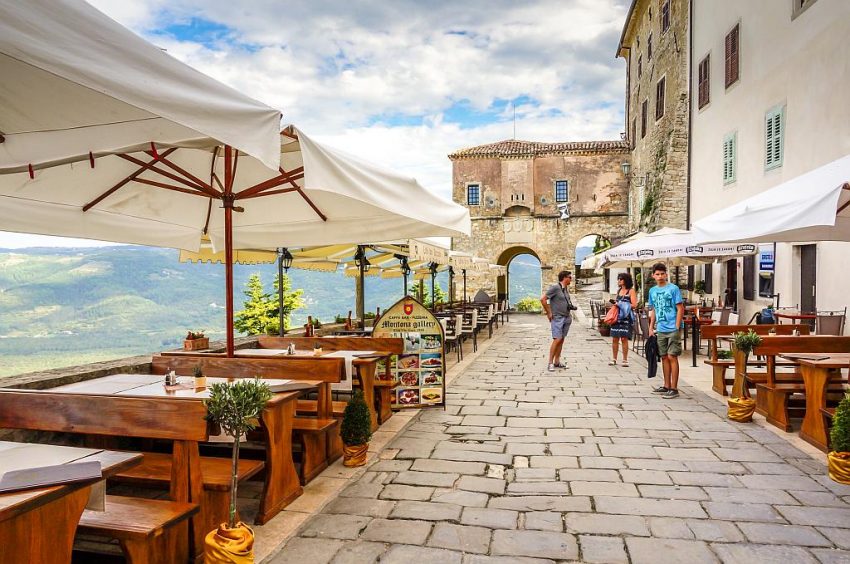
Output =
[
  {"x1": 398, "y1": 255, "x2": 411, "y2": 295},
  {"x1": 276, "y1": 247, "x2": 294, "y2": 336},
  {"x1": 429, "y1": 262, "x2": 438, "y2": 309}
]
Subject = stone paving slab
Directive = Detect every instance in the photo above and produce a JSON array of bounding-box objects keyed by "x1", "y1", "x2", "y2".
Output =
[{"x1": 268, "y1": 314, "x2": 850, "y2": 563}]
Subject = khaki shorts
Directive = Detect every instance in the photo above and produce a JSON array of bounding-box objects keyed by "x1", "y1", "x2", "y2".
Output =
[{"x1": 656, "y1": 331, "x2": 682, "y2": 357}]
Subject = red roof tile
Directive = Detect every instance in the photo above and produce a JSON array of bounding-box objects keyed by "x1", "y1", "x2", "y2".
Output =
[{"x1": 448, "y1": 139, "x2": 629, "y2": 159}]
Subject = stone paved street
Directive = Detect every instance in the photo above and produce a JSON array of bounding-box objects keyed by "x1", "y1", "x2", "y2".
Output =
[{"x1": 269, "y1": 314, "x2": 850, "y2": 563}]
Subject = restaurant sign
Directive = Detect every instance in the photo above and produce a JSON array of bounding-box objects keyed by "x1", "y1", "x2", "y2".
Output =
[{"x1": 373, "y1": 295, "x2": 446, "y2": 409}]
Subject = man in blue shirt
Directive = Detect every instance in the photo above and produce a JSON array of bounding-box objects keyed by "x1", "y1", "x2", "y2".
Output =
[{"x1": 646, "y1": 262, "x2": 684, "y2": 399}]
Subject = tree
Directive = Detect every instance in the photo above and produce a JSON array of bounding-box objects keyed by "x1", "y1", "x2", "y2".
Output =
[
  {"x1": 234, "y1": 273, "x2": 304, "y2": 335},
  {"x1": 592, "y1": 235, "x2": 612, "y2": 254},
  {"x1": 413, "y1": 281, "x2": 447, "y2": 308}
]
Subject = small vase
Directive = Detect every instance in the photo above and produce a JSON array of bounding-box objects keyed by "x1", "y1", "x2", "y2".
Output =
[
  {"x1": 828, "y1": 451, "x2": 850, "y2": 485},
  {"x1": 343, "y1": 443, "x2": 369, "y2": 467},
  {"x1": 204, "y1": 522, "x2": 254, "y2": 563}
]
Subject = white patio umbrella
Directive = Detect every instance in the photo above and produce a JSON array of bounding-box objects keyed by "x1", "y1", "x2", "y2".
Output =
[
  {"x1": 601, "y1": 227, "x2": 757, "y2": 267},
  {"x1": 692, "y1": 153, "x2": 850, "y2": 244}
]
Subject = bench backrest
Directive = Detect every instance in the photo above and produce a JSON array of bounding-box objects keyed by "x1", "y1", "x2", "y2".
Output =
[
  {"x1": 0, "y1": 390, "x2": 209, "y2": 441},
  {"x1": 256, "y1": 336, "x2": 404, "y2": 354},
  {"x1": 701, "y1": 324, "x2": 810, "y2": 339},
  {"x1": 754, "y1": 335, "x2": 850, "y2": 356},
  {"x1": 152, "y1": 354, "x2": 343, "y2": 383}
]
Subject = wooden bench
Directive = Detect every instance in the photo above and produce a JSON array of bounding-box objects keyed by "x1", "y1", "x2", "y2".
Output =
[
  {"x1": 0, "y1": 390, "x2": 204, "y2": 563},
  {"x1": 152, "y1": 354, "x2": 345, "y2": 475},
  {"x1": 751, "y1": 336, "x2": 850, "y2": 431},
  {"x1": 701, "y1": 324, "x2": 810, "y2": 395}
]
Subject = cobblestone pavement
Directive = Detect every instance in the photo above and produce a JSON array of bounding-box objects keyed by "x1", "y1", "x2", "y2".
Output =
[{"x1": 269, "y1": 315, "x2": 850, "y2": 563}]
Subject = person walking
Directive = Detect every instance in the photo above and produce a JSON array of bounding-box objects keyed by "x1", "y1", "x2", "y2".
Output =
[
  {"x1": 646, "y1": 263, "x2": 684, "y2": 398},
  {"x1": 609, "y1": 272, "x2": 637, "y2": 367},
  {"x1": 540, "y1": 270, "x2": 576, "y2": 372}
]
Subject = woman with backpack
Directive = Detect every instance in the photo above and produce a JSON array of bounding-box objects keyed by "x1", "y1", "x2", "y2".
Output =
[{"x1": 609, "y1": 272, "x2": 638, "y2": 367}]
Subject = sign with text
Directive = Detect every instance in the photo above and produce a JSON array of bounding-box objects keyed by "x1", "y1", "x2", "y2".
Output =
[
  {"x1": 759, "y1": 244, "x2": 775, "y2": 271},
  {"x1": 373, "y1": 295, "x2": 446, "y2": 409}
]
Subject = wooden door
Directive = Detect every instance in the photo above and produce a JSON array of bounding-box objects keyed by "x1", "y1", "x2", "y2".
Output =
[
  {"x1": 801, "y1": 244, "x2": 817, "y2": 313},
  {"x1": 725, "y1": 259, "x2": 738, "y2": 312}
]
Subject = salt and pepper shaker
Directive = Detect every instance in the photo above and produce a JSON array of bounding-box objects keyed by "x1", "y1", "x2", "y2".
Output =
[
  {"x1": 287, "y1": 343, "x2": 295, "y2": 355},
  {"x1": 165, "y1": 370, "x2": 177, "y2": 386}
]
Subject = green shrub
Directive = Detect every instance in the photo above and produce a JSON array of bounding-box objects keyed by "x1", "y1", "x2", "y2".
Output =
[
  {"x1": 717, "y1": 349, "x2": 733, "y2": 360},
  {"x1": 340, "y1": 390, "x2": 372, "y2": 446},
  {"x1": 733, "y1": 329, "x2": 762, "y2": 355},
  {"x1": 830, "y1": 392, "x2": 850, "y2": 453},
  {"x1": 515, "y1": 296, "x2": 542, "y2": 313}
]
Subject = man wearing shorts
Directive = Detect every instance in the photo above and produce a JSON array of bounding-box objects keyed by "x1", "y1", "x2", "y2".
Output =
[
  {"x1": 540, "y1": 270, "x2": 575, "y2": 372},
  {"x1": 646, "y1": 263, "x2": 684, "y2": 399}
]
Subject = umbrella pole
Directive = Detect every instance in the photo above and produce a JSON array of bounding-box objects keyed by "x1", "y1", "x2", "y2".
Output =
[
  {"x1": 463, "y1": 270, "x2": 467, "y2": 304},
  {"x1": 358, "y1": 259, "x2": 366, "y2": 330},
  {"x1": 278, "y1": 253, "x2": 285, "y2": 336},
  {"x1": 403, "y1": 273, "x2": 408, "y2": 296},
  {"x1": 431, "y1": 267, "x2": 436, "y2": 309},
  {"x1": 223, "y1": 146, "x2": 235, "y2": 357}
]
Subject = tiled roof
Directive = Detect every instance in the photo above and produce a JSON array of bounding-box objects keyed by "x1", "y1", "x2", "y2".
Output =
[{"x1": 448, "y1": 139, "x2": 630, "y2": 159}]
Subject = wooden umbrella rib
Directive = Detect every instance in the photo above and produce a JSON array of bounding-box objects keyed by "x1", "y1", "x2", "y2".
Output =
[
  {"x1": 235, "y1": 166, "x2": 304, "y2": 199},
  {"x1": 132, "y1": 177, "x2": 213, "y2": 197},
  {"x1": 152, "y1": 154, "x2": 217, "y2": 196},
  {"x1": 116, "y1": 153, "x2": 207, "y2": 192},
  {"x1": 296, "y1": 187, "x2": 328, "y2": 221},
  {"x1": 82, "y1": 147, "x2": 177, "y2": 212},
  {"x1": 239, "y1": 187, "x2": 299, "y2": 199}
]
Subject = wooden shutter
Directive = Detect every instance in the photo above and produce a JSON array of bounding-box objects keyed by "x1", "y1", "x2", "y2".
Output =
[
  {"x1": 698, "y1": 55, "x2": 710, "y2": 109},
  {"x1": 743, "y1": 255, "x2": 755, "y2": 300},
  {"x1": 687, "y1": 266, "x2": 695, "y2": 291},
  {"x1": 631, "y1": 119, "x2": 636, "y2": 149},
  {"x1": 662, "y1": 1, "x2": 670, "y2": 33},
  {"x1": 725, "y1": 25, "x2": 739, "y2": 88},
  {"x1": 704, "y1": 264, "x2": 713, "y2": 294},
  {"x1": 655, "y1": 77, "x2": 665, "y2": 120},
  {"x1": 648, "y1": 33, "x2": 653, "y2": 60},
  {"x1": 641, "y1": 100, "x2": 648, "y2": 138}
]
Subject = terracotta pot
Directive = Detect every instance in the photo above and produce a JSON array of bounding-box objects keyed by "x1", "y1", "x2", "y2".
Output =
[
  {"x1": 727, "y1": 396, "x2": 756, "y2": 423},
  {"x1": 598, "y1": 325, "x2": 611, "y2": 337},
  {"x1": 828, "y1": 451, "x2": 850, "y2": 485},
  {"x1": 343, "y1": 443, "x2": 368, "y2": 467},
  {"x1": 204, "y1": 522, "x2": 254, "y2": 563},
  {"x1": 185, "y1": 337, "x2": 209, "y2": 351}
]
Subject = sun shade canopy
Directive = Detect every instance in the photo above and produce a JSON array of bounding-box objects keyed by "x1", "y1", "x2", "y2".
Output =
[{"x1": 599, "y1": 227, "x2": 757, "y2": 268}]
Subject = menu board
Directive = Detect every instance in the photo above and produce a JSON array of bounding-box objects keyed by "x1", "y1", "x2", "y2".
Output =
[{"x1": 373, "y1": 295, "x2": 446, "y2": 409}]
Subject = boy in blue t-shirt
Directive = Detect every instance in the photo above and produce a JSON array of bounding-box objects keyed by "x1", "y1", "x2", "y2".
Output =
[{"x1": 646, "y1": 262, "x2": 684, "y2": 399}]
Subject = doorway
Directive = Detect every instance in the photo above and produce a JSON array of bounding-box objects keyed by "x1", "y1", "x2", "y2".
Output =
[
  {"x1": 800, "y1": 244, "x2": 817, "y2": 313},
  {"x1": 725, "y1": 259, "x2": 738, "y2": 312}
]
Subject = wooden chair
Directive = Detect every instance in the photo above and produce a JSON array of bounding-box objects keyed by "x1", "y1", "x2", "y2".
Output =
[
  {"x1": 461, "y1": 309, "x2": 479, "y2": 352},
  {"x1": 0, "y1": 391, "x2": 204, "y2": 563},
  {"x1": 440, "y1": 317, "x2": 462, "y2": 363}
]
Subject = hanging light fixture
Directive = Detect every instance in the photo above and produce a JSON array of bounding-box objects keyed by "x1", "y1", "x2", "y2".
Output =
[
  {"x1": 354, "y1": 246, "x2": 371, "y2": 272},
  {"x1": 278, "y1": 247, "x2": 293, "y2": 271},
  {"x1": 400, "y1": 256, "x2": 411, "y2": 276}
]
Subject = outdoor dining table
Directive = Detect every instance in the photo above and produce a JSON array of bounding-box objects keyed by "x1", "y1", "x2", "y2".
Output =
[
  {"x1": 50, "y1": 373, "x2": 317, "y2": 524},
  {"x1": 779, "y1": 352, "x2": 850, "y2": 452},
  {"x1": 0, "y1": 442, "x2": 141, "y2": 564},
  {"x1": 684, "y1": 306, "x2": 715, "y2": 367}
]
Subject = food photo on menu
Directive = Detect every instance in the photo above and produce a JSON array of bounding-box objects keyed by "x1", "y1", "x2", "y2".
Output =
[
  {"x1": 420, "y1": 370, "x2": 441, "y2": 386},
  {"x1": 397, "y1": 388, "x2": 420, "y2": 405},
  {"x1": 419, "y1": 353, "x2": 442, "y2": 368},
  {"x1": 399, "y1": 371, "x2": 419, "y2": 387},
  {"x1": 420, "y1": 388, "x2": 442, "y2": 404},
  {"x1": 397, "y1": 354, "x2": 420, "y2": 370},
  {"x1": 403, "y1": 333, "x2": 421, "y2": 353},
  {"x1": 421, "y1": 335, "x2": 442, "y2": 350}
]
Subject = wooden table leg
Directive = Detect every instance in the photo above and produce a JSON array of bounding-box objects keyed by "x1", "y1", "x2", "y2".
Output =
[
  {"x1": 799, "y1": 364, "x2": 830, "y2": 452},
  {"x1": 0, "y1": 485, "x2": 90, "y2": 564},
  {"x1": 355, "y1": 361, "x2": 379, "y2": 432},
  {"x1": 256, "y1": 398, "x2": 302, "y2": 525}
]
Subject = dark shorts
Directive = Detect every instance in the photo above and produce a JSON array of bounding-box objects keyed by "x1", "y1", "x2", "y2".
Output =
[
  {"x1": 551, "y1": 316, "x2": 572, "y2": 339},
  {"x1": 657, "y1": 330, "x2": 682, "y2": 357}
]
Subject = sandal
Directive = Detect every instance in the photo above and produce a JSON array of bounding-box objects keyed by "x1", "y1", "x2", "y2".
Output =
[
  {"x1": 608, "y1": 360, "x2": 618, "y2": 366},
  {"x1": 621, "y1": 361, "x2": 630, "y2": 367}
]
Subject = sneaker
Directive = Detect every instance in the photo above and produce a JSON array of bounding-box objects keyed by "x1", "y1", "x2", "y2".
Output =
[
  {"x1": 547, "y1": 364, "x2": 556, "y2": 372},
  {"x1": 662, "y1": 389, "x2": 680, "y2": 399},
  {"x1": 652, "y1": 386, "x2": 669, "y2": 394}
]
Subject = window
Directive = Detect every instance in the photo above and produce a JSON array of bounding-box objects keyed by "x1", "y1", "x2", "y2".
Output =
[
  {"x1": 704, "y1": 263, "x2": 713, "y2": 294},
  {"x1": 698, "y1": 54, "x2": 710, "y2": 109},
  {"x1": 466, "y1": 184, "x2": 480, "y2": 206},
  {"x1": 647, "y1": 33, "x2": 653, "y2": 60},
  {"x1": 638, "y1": 55, "x2": 643, "y2": 78},
  {"x1": 554, "y1": 180, "x2": 568, "y2": 203},
  {"x1": 725, "y1": 24, "x2": 739, "y2": 88},
  {"x1": 792, "y1": 0, "x2": 819, "y2": 19},
  {"x1": 722, "y1": 131, "x2": 737, "y2": 184},
  {"x1": 641, "y1": 100, "x2": 648, "y2": 138},
  {"x1": 655, "y1": 77, "x2": 666, "y2": 120},
  {"x1": 765, "y1": 106, "x2": 785, "y2": 170},
  {"x1": 661, "y1": 1, "x2": 671, "y2": 33},
  {"x1": 630, "y1": 119, "x2": 636, "y2": 150}
]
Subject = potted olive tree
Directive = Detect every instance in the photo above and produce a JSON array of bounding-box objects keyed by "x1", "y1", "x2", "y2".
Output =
[
  {"x1": 728, "y1": 329, "x2": 761, "y2": 422},
  {"x1": 828, "y1": 392, "x2": 850, "y2": 485},
  {"x1": 341, "y1": 390, "x2": 372, "y2": 467},
  {"x1": 204, "y1": 378, "x2": 272, "y2": 563}
]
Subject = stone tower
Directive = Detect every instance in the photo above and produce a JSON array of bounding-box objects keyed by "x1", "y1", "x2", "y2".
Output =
[{"x1": 449, "y1": 139, "x2": 632, "y2": 301}]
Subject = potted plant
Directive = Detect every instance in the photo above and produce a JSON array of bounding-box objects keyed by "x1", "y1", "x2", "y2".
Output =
[
  {"x1": 184, "y1": 330, "x2": 209, "y2": 351},
  {"x1": 598, "y1": 320, "x2": 611, "y2": 337},
  {"x1": 828, "y1": 392, "x2": 850, "y2": 485},
  {"x1": 340, "y1": 389, "x2": 372, "y2": 467},
  {"x1": 203, "y1": 378, "x2": 272, "y2": 563},
  {"x1": 193, "y1": 365, "x2": 206, "y2": 389},
  {"x1": 727, "y1": 329, "x2": 762, "y2": 422}
]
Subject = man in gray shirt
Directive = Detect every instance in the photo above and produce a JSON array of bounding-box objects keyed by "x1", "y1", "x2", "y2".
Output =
[{"x1": 540, "y1": 270, "x2": 575, "y2": 372}]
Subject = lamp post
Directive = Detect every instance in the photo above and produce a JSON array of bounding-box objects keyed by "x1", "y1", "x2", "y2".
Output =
[
  {"x1": 354, "y1": 246, "x2": 371, "y2": 329},
  {"x1": 277, "y1": 247, "x2": 293, "y2": 336},
  {"x1": 448, "y1": 266, "x2": 454, "y2": 306},
  {"x1": 398, "y1": 255, "x2": 411, "y2": 296},
  {"x1": 462, "y1": 269, "x2": 467, "y2": 304},
  {"x1": 429, "y1": 262, "x2": 438, "y2": 310}
]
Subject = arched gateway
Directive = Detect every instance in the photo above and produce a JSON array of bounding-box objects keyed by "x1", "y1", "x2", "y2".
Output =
[{"x1": 448, "y1": 139, "x2": 632, "y2": 300}]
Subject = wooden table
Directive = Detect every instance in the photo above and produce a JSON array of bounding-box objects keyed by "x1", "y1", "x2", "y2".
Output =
[
  {"x1": 781, "y1": 353, "x2": 850, "y2": 451},
  {"x1": 51, "y1": 374, "x2": 316, "y2": 524},
  {"x1": 775, "y1": 311, "x2": 817, "y2": 324},
  {"x1": 0, "y1": 442, "x2": 140, "y2": 564}
]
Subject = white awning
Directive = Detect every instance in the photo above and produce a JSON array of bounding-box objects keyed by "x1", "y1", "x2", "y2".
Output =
[{"x1": 600, "y1": 227, "x2": 757, "y2": 268}]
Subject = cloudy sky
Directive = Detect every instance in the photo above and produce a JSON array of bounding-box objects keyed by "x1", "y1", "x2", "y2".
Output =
[{"x1": 1, "y1": 0, "x2": 629, "y2": 248}]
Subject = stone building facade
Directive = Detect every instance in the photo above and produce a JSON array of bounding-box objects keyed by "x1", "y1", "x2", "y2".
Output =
[
  {"x1": 618, "y1": 0, "x2": 690, "y2": 231},
  {"x1": 448, "y1": 140, "x2": 631, "y2": 300}
]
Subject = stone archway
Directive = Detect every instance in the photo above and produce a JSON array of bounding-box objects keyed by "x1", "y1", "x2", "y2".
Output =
[{"x1": 496, "y1": 246, "x2": 541, "y2": 303}]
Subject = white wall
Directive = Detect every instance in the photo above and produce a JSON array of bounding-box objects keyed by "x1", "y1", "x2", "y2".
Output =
[{"x1": 690, "y1": 0, "x2": 850, "y2": 328}]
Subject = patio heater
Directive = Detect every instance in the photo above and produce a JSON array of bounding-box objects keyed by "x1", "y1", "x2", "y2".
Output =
[
  {"x1": 277, "y1": 247, "x2": 294, "y2": 336},
  {"x1": 429, "y1": 262, "x2": 438, "y2": 309},
  {"x1": 354, "y1": 246, "x2": 371, "y2": 329}
]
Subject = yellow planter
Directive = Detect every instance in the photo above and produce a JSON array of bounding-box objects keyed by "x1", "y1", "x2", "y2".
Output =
[
  {"x1": 828, "y1": 451, "x2": 850, "y2": 485},
  {"x1": 205, "y1": 522, "x2": 254, "y2": 563},
  {"x1": 728, "y1": 397, "x2": 756, "y2": 423},
  {"x1": 343, "y1": 443, "x2": 369, "y2": 467}
]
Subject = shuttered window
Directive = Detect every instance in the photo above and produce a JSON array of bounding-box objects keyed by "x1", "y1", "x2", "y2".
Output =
[
  {"x1": 765, "y1": 106, "x2": 785, "y2": 170},
  {"x1": 704, "y1": 264, "x2": 713, "y2": 294},
  {"x1": 722, "y1": 132, "x2": 736, "y2": 184},
  {"x1": 698, "y1": 54, "x2": 710, "y2": 109},
  {"x1": 647, "y1": 33, "x2": 653, "y2": 60},
  {"x1": 641, "y1": 100, "x2": 648, "y2": 138},
  {"x1": 638, "y1": 55, "x2": 643, "y2": 78},
  {"x1": 554, "y1": 180, "x2": 568, "y2": 203},
  {"x1": 743, "y1": 255, "x2": 755, "y2": 301},
  {"x1": 725, "y1": 24, "x2": 739, "y2": 88},
  {"x1": 655, "y1": 77, "x2": 666, "y2": 120},
  {"x1": 661, "y1": 1, "x2": 671, "y2": 33}
]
